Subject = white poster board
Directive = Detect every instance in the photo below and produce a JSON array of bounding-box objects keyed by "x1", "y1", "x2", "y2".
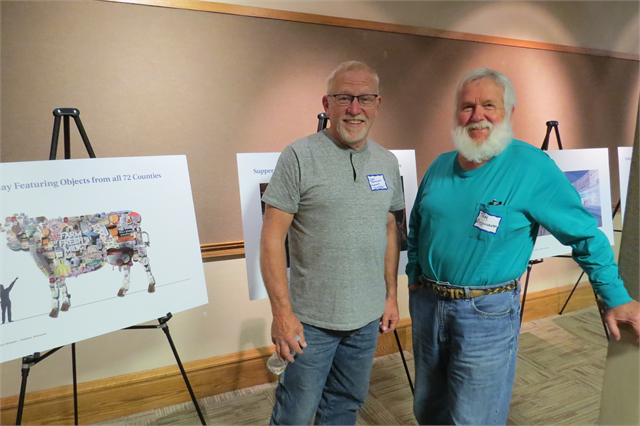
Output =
[
  {"x1": 237, "y1": 150, "x2": 418, "y2": 301},
  {"x1": 236, "y1": 153, "x2": 281, "y2": 301},
  {"x1": 531, "y1": 148, "x2": 615, "y2": 259},
  {"x1": 0, "y1": 156, "x2": 208, "y2": 363},
  {"x1": 618, "y1": 146, "x2": 633, "y2": 223}
]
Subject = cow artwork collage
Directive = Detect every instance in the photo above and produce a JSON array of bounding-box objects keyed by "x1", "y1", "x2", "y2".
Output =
[
  {"x1": 1, "y1": 155, "x2": 208, "y2": 363},
  {"x1": 3, "y1": 211, "x2": 156, "y2": 319}
]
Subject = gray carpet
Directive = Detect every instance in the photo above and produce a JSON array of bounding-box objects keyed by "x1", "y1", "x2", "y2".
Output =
[{"x1": 97, "y1": 306, "x2": 607, "y2": 425}]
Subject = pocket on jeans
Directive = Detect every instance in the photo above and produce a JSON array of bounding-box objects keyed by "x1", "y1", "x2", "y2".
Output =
[{"x1": 470, "y1": 292, "x2": 515, "y2": 317}]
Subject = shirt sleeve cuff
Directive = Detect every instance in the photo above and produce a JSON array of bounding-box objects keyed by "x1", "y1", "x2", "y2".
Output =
[{"x1": 598, "y1": 285, "x2": 634, "y2": 309}]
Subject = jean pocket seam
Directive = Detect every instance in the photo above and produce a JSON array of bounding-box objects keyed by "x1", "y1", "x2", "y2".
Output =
[{"x1": 470, "y1": 298, "x2": 513, "y2": 317}]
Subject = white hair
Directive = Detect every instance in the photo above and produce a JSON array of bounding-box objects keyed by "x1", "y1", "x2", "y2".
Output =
[
  {"x1": 454, "y1": 68, "x2": 516, "y2": 121},
  {"x1": 326, "y1": 61, "x2": 379, "y2": 94}
]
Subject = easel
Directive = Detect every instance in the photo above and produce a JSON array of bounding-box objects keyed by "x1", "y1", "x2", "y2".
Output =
[
  {"x1": 16, "y1": 108, "x2": 95, "y2": 425},
  {"x1": 524, "y1": 121, "x2": 609, "y2": 338},
  {"x1": 316, "y1": 112, "x2": 414, "y2": 395},
  {"x1": 125, "y1": 313, "x2": 206, "y2": 424},
  {"x1": 15, "y1": 108, "x2": 206, "y2": 425},
  {"x1": 16, "y1": 347, "x2": 67, "y2": 425},
  {"x1": 49, "y1": 108, "x2": 96, "y2": 160}
]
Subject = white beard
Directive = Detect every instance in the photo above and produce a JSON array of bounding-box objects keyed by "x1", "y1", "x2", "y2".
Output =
[{"x1": 452, "y1": 120, "x2": 514, "y2": 163}]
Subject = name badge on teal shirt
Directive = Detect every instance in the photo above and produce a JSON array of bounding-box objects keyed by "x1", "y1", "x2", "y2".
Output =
[{"x1": 473, "y1": 210, "x2": 502, "y2": 234}]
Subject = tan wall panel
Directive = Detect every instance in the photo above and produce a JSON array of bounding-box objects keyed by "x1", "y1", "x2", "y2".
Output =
[
  {"x1": 1, "y1": 0, "x2": 638, "y2": 245},
  {"x1": 217, "y1": 1, "x2": 640, "y2": 56}
]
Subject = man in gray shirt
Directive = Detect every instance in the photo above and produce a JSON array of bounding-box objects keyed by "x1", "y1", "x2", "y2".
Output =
[{"x1": 261, "y1": 61, "x2": 404, "y2": 425}]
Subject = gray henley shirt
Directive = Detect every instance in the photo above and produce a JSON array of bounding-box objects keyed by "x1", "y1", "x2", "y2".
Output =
[{"x1": 262, "y1": 129, "x2": 404, "y2": 330}]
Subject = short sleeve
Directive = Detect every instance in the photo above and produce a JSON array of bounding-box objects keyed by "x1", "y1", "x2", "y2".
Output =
[
  {"x1": 261, "y1": 145, "x2": 301, "y2": 214},
  {"x1": 389, "y1": 156, "x2": 405, "y2": 212}
]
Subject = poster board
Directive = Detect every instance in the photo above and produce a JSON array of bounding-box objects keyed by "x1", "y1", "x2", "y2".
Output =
[
  {"x1": 237, "y1": 149, "x2": 417, "y2": 301},
  {"x1": 0, "y1": 156, "x2": 208, "y2": 363},
  {"x1": 531, "y1": 148, "x2": 615, "y2": 259},
  {"x1": 618, "y1": 146, "x2": 633, "y2": 223}
]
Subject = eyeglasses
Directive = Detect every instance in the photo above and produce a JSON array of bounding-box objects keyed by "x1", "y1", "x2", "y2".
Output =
[{"x1": 328, "y1": 94, "x2": 379, "y2": 107}]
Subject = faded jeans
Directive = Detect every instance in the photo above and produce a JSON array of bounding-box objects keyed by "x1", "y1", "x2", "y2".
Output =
[
  {"x1": 409, "y1": 280, "x2": 521, "y2": 425},
  {"x1": 270, "y1": 319, "x2": 379, "y2": 425}
]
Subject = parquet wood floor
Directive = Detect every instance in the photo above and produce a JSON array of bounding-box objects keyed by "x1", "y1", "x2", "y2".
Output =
[{"x1": 97, "y1": 306, "x2": 607, "y2": 425}]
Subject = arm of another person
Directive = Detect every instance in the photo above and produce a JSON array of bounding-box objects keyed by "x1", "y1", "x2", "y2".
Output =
[
  {"x1": 260, "y1": 204, "x2": 307, "y2": 362},
  {"x1": 380, "y1": 211, "x2": 400, "y2": 333}
]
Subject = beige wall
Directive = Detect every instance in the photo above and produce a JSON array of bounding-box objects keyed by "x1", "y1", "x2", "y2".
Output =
[
  {"x1": 0, "y1": 0, "x2": 636, "y2": 398},
  {"x1": 218, "y1": 1, "x2": 640, "y2": 55},
  {"x1": 2, "y1": 1, "x2": 637, "y2": 245}
]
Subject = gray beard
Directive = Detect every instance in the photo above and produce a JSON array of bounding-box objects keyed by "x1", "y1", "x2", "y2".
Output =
[
  {"x1": 452, "y1": 121, "x2": 514, "y2": 163},
  {"x1": 336, "y1": 115, "x2": 369, "y2": 145}
]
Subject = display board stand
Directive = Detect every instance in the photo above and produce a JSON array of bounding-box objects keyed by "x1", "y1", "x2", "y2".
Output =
[
  {"x1": 15, "y1": 109, "x2": 206, "y2": 425},
  {"x1": 125, "y1": 313, "x2": 206, "y2": 425},
  {"x1": 316, "y1": 113, "x2": 414, "y2": 395},
  {"x1": 316, "y1": 112, "x2": 329, "y2": 133},
  {"x1": 49, "y1": 108, "x2": 96, "y2": 160},
  {"x1": 16, "y1": 108, "x2": 95, "y2": 425},
  {"x1": 16, "y1": 346, "x2": 64, "y2": 425}
]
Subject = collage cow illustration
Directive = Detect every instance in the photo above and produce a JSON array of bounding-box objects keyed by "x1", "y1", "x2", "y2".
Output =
[{"x1": 2, "y1": 211, "x2": 155, "y2": 318}]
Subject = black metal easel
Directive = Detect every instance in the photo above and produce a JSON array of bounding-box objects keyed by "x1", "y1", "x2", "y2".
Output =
[
  {"x1": 16, "y1": 108, "x2": 206, "y2": 425},
  {"x1": 316, "y1": 112, "x2": 414, "y2": 395},
  {"x1": 125, "y1": 313, "x2": 207, "y2": 425},
  {"x1": 540, "y1": 120, "x2": 563, "y2": 151},
  {"x1": 16, "y1": 347, "x2": 64, "y2": 425},
  {"x1": 16, "y1": 108, "x2": 95, "y2": 425},
  {"x1": 49, "y1": 108, "x2": 96, "y2": 160},
  {"x1": 317, "y1": 112, "x2": 329, "y2": 133}
]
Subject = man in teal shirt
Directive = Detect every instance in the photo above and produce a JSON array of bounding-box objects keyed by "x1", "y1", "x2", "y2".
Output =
[{"x1": 406, "y1": 68, "x2": 639, "y2": 425}]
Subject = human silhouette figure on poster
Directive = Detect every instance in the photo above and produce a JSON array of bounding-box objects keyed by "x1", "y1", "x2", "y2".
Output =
[{"x1": 1, "y1": 277, "x2": 18, "y2": 324}]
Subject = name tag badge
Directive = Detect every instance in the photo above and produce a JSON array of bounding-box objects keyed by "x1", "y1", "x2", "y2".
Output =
[
  {"x1": 367, "y1": 174, "x2": 388, "y2": 191},
  {"x1": 473, "y1": 210, "x2": 502, "y2": 234}
]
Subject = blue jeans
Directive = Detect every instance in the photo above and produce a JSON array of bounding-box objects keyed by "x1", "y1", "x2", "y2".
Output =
[
  {"x1": 409, "y1": 280, "x2": 521, "y2": 425},
  {"x1": 270, "y1": 319, "x2": 379, "y2": 425}
]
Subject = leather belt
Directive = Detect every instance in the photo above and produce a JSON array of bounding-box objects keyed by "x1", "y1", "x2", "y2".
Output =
[{"x1": 418, "y1": 276, "x2": 517, "y2": 300}]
